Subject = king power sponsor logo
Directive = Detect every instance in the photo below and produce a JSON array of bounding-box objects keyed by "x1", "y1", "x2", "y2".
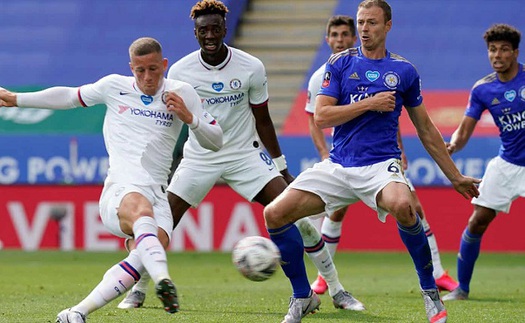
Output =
[{"x1": 499, "y1": 110, "x2": 525, "y2": 132}]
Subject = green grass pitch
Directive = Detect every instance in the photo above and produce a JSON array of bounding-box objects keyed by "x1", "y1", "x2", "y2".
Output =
[{"x1": 0, "y1": 251, "x2": 523, "y2": 322}]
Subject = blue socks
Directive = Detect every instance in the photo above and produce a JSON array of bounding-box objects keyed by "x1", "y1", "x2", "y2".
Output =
[
  {"x1": 457, "y1": 227, "x2": 482, "y2": 292},
  {"x1": 397, "y1": 216, "x2": 435, "y2": 290},
  {"x1": 268, "y1": 223, "x2": 311, "y2": 298}
]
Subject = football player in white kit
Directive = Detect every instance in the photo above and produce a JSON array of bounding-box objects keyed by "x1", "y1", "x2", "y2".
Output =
[
  {"x1": 0, "y1": 37, "x2": 223, "y2": 322},
  {"x1": 118, "y1": 0, "x2": 364, "y2": 313}
]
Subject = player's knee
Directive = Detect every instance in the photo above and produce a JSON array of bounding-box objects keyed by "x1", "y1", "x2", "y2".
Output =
[
  {"x1": 468, "y1": 207, "x2": 496, "y2": 234},
  {"x1": 389, "y1": 198, "x2": 414, "y2": 225},
  {"x1": 467, "y1": 215, "x2": 490, "y2": 234},
  {"x1": 263, "y1": 202, "x2": 284, "y2": 228}
]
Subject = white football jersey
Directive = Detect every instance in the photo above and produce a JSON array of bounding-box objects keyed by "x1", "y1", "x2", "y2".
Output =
[
  {"x1": 78, "y1": 74, "x2": 213, "y2": 186},
  {"x1": 305, "y1": 64, "x2": 326, "y2": 115},
  {"x1": 167, "y1": 45, "x2": 269, "y2": 162}
]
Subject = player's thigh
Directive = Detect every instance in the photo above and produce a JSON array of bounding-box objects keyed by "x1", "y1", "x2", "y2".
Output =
[
  {"x1": 99, "y1": 183, "x2": 156, "y2": 238},
  {"x1": 253, "y1": 176, "x2": 288, "y2": 206},
  {"x1": 222, "y1": 149, "x2": 282, "y2": 203},
  {"x1": 265, "y1": 187, "x2": 326, "y2": 226},
  {"x1": 167, "y1": 192, "x2": 192, "y2": 229},
  {"x1": 330, "y1": 206, "x2": 348, "y2": 221},
  {"x1": 377, "y1": 181, "x2": 413, "y2": 224},
  {"x1": 290, "y1": 159, "x2": 358, "y2": 216},
  {"x1": 167, "y1": 157, "x2": 224, "y2": 207},
  {"x1": 353, "y1": 159, "x2": 410, "y2": 222}
]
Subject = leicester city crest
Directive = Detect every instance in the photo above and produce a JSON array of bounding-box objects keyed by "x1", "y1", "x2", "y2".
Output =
[
  {"x1": 383, "y1": 71, "x2": 400, "y2": 89},
  {"x1": 519, "y1": 86, "x2": 525, "y2": 101}
]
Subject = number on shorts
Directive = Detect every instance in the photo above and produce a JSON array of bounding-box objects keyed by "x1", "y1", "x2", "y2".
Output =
[
  {"x1": 260, "y1": 152, "x2": 273, "y2": 166},
  {"x1": 387, "y1": 162, "x2": 400, "y2": 174}
]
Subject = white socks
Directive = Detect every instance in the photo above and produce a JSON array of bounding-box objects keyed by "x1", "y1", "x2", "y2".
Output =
[
  {"x1": 421, "y1": 217, "x2": 445, "y2": 278},
  {"x1": 296, "y1": 218, "x2": 344, "y2": 296},
  {"x1": 131, "y1": 271, "x2": 151, "y2": 294},
  {"x1": 321, "y1": 217, "x2": 343, "y2": 258},
  {"x1": 70, "y1": 216, "x2": 170, "y2": 316},
  {"x1": 133, "y1": 216, "x2": 170, "y2": 284},
  {"x1": 73, "y1": 250, "x2": 143, "y2": 315}
]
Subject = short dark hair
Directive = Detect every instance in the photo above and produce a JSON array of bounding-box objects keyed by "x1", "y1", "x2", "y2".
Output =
[
  {"x1": 484, "y1": 24, "x2": 521, "y2": 50},
  {"x1": 326, "y1": 15, "x2": 356, "y2": 37},
  {"x1": 358, "y1": 0, "x2": 392, "y2": 23},
  {"x1": 128, "y1": 37, "x2": 162, "y2": 58},
  {"x1": 190, "y1": 0, "x2": 229, "y2": 20}
]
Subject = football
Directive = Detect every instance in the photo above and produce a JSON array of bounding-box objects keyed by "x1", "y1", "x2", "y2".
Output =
[{"x1": 232, "y1": 236, "x2": 281, "y2": 282}]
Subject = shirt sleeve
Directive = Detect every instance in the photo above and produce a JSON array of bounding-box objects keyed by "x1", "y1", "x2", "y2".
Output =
[
  {"x1": 402, "y1": 66, "x2": 423, "y2": 108},
  {"x1": 248, "y1": 58, "x2": 269, "y2": 107},
  {"x1": 318, "y1": 60, "x2": 341, "y2": 100},
  {"x1": 305, "y1": 67, "x2": 323, "y2": 114},
  {"x1": 464, "y1": 86, "x2": 485, "y2": 120},
  {"x1": 17, "y1": 87, "x2": 81, "y2": 110},
  {"x1": 78, "y1": 75, "x2": 115, "y2": 107}
]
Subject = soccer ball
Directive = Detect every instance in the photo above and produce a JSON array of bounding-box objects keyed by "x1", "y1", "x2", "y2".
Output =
[{"x1": 232, "y1": 236, "x2": 281, "y2": 282}]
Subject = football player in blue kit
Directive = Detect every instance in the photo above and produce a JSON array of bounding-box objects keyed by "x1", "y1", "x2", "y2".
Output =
[
  {"x1": 263, "y1": 1, "x2": 481, "y2": 322},
  {"x1": 443, "y1": 23, "x2": 525, "y2": 301}
]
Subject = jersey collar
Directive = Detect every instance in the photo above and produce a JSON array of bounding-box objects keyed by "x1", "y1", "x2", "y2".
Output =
[
  {"x1": 132, "y1": 79, "x2": 166, "y2": 97},
  {"x1": 198, "y1": 45, "x2": 232, "y2": 71},
  {"x1": 357, "y1": 46, "x2": 391, "y2": 61}
]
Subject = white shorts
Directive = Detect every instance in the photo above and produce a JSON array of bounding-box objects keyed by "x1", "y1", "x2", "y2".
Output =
[
  {"x1": 167, "y1": 149, "x2": 281, "y2": 207},
  {"x1": 289, "y1": 158, "x2": 409, "y2": 222},
  {"x1": 472, "y1": 156, "x2": 525, "y2": 213},
  {"x1": 99, "y1": 182, "x2": 173, "y2": 239}
]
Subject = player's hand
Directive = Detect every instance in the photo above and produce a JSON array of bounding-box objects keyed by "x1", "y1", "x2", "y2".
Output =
[
  {"x1": 280, "y1": 169, "x2": 295, "y2": 184},
  {"x1": 0, "y1": 87, "x2": 17, "y2": 107},
  {"x1": 371, "y1": 91, "x2": 396, "y2": 112},
  {"x1": 451, "y1": 175, "x2": 481, "y2": 199},
  {"x1": 163, "y1": 91, "x2": 193, "y2": 124},
  {"x1": 446, "y1": 142, "x2": 456, "y2": 155}
]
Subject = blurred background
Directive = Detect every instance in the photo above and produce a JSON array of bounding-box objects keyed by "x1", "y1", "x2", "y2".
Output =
[{"x1": 1, "y1": 0, "x2": 524, "y2": 252}]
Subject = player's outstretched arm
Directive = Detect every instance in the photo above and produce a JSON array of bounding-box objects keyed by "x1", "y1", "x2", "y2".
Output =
[
  {"x1": 0, "y1": 86, "x2": 81, "y2": 110},
  {"x1": 447, "y1": 116, "x2": 478, "y2": 155},
  {"x1": 307, "y1": 114, "x2": 330, "y2": 160},
  {"x1": 407, "y1": 103, "x2": 481, "y2": 199},
  {"x1": 0, "y1": 87, "x2": 17, "y2": 107}
]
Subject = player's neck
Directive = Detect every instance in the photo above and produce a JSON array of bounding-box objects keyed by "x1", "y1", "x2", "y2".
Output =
[
  {"x1": 200, "y1": 44, "x2": 228, "y2": 66},
  {"x1": 360, "y1": 45, "x2": 387, "y2": 60},
  {"x1": 497, "y1": 62, "x2": 519, "y2": 82}
]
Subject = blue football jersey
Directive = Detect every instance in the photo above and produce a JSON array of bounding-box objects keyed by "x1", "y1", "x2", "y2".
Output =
[
  {"x1": 466, "y1": 63, "x2": 525, "y2": 166},
  {"x1": 319, "y1": 47, "x2": 423, "y2": 167}
]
